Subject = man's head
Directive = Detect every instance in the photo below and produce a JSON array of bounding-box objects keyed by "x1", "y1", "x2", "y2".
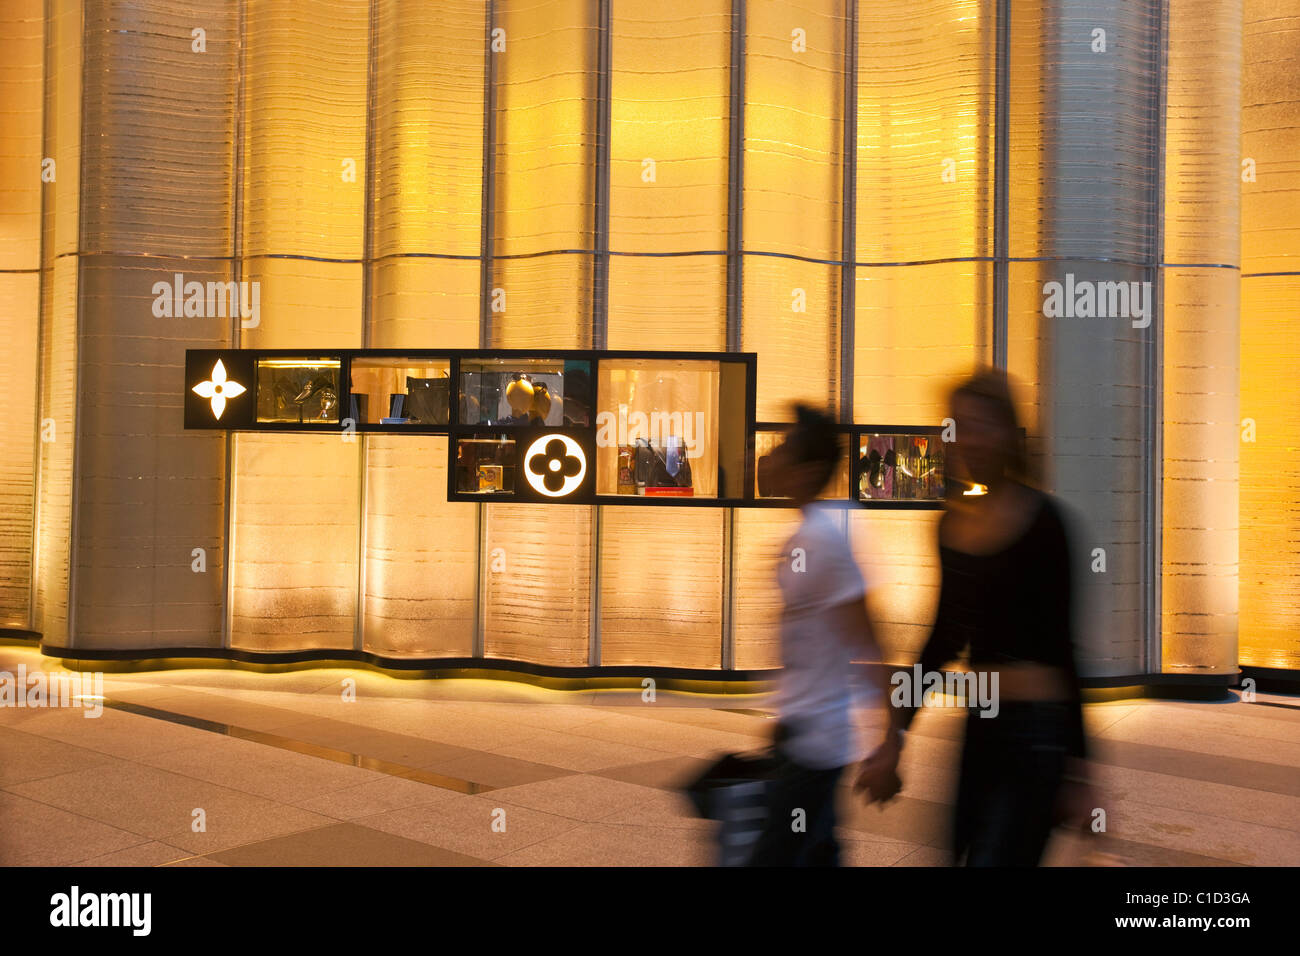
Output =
[{"x1": 769, "y1": 404, "x2": 842, "y2": 505}]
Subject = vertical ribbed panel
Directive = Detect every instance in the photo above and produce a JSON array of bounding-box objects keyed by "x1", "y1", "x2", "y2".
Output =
[
  {"x1": 359, "y1": 1, "x2": 484, "y2": 657},
  {"x1": 33, "y1": 0, "x2": 81, "y2": 646},
  {"x1": 482, "y1": 504, "x2": 591, "y2": 666},
  {"x1": 71, "y1": 1, "x2": 236, "y2": 647},
  {"x1": 599, "y1": 507, "x2": 724, "y2": 668},
  {"x1": 228, "y1": 0, "x2": 366, "y2": 648},
  {"x1": 1240, "y1": 0, "x2": 1300, "y2": 669},
  {"x1": 731, "y1": 508, "x2": 800, "y2": 670},
  {"x1": 853, "y1": 0, "x2": 995, "y2": 423},
  {"x1": 742, "y1": 0, "x2": 845, "y2": 420},
  {"x1": 77, "y1": 257, "x2": 228, "y2": 646},
  {"x1": 854, "y1": 0, "x2": 995, "y2": 262},
  {"x1": 1161, "y1": 0, "x2": 1240, "y2": 674},
  {"x1": 0, "y1": 0, "x2": 42, "y2": 627},
  {"x1": 1006, "y1": 0, "x2": 1160, "y2": 677},
  {"x1": 606, "y1": 0, "x2": 729, "y2": 351},
  {"x1": 849, "y1": 510, "x2": 943, "y2": 663},
  {"x1": 229, "y1": 435, "x2": 358, "y2": 650},
  {"x1": 368, "y1": 0, "x2": 483, "y2": 348},
  {"x1": 363, "y1": 437, "x2": 475, "y2": 657},
  {"x1": 238, "y1": 0, "x2": 366, "y2": 345},
  {"x1": 489, "y1": 0, "x2": 596, "y2": 348}
]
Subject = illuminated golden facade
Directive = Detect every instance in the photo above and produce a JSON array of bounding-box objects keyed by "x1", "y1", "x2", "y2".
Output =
[{"x1": 1, "y1": 0, "x2": 1296, "y2": 680}]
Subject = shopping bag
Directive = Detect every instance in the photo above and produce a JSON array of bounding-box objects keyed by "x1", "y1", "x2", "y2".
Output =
[{"x1": 683, "y1": 750, "x2": 781, "y2": 866}]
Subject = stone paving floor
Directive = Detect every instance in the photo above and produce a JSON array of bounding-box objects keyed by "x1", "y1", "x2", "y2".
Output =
[{"x1": 1, "y1": 641, "x2": 1297, "y2": 866}]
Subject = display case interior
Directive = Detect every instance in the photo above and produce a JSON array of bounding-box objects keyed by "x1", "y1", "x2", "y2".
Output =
[
  {"x1": 857, "y1": 433, "x2": 945, "y2": 501},
  {"x1": 753, "y1": 427, "x2": 851, "y2": 500},
  {"x1": 459, "y1": 357, "x2": 592, "y2": 427},
  {"x1": 349, "y1": 357, "x2": 451, "y2": 426},
  {"x1": 254, "y1": 357, "x2": 342, "y2": 424},
  {"x1": 595, "y1": 357, "x2": 749, "y2": 500},
  {"x1": 453, "y1": 434, "x2": 518, "y2": 495}
]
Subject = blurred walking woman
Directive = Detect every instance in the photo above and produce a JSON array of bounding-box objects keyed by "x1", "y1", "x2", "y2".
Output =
[{"x1": 857, "y1": 369, "x2": 1093, "y2": 865}]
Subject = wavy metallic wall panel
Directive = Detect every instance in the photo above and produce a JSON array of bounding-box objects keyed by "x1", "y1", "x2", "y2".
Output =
[
  {"x1": 1007, "y1": 259, "x2": 1149, "y2": 676},
  {"x1": 81, "y1": 2, "x2": 237, "y2": 256},
  {"x1": 363, "y1": 437, "x2": 475, "y2": 657},
  {"x1": 744, "y1": 258, "x2": 839, "y2": 420},
  {"x1": 482, "y1": 504, "x2": 592, "y2": 666},
  {"x1": 492, "y1": 0, "x2": 597, "y2": 258},
  {"x1": 66, "y1": 1, "x2": 237, "y2": 649},
  {"x1": 368, "y1": 257, "x2": 480, "y2": 349},
  {"x1": 240, "y1": 0, "x2": 367, "y2": 261},
  {"x1": 731, "y1": 508, "x2": 800, "y2": 670},
  {"x1": 854, "y1": 261, "x2": 992, "y2": 422},
  {"x1": 74, "y1": 257, "x2": 228, "y2": 647},
  {"x1": 1161, "y1": 0, "x2": 1241, "y2": 674},
  {"x1": 743, "y1": 1, "x2": 844, "y2": 421},
  {"x1": 1239, "y1": 278, "x2": 1300, "y2": 668},
  {"x1": 489, "y1": 254, "x2": 593, "y2": 348},
  {"x1": 606, "y1": 0, "x2": 729, "y2": 350},
  {"x1": 1240, "y1": 0, "x2": 1300, "y2": 670},
  {"x1": 599, "y1": 507, "x2": 724, "y2": 668},
  {"x1": 1008, "y1": 1, "x2": 1160, "y2": 262},
  {"x1": 0, "y1": 274, "x2": 39, "y2": 626},
  {"x1": 0, "y1": 0, "x2": 43, "y2": 270},
  {"x1": 609, "y1": 0, "x2": 729, "y2": 253},
  {"x1": 0, "y1": 0, "x2": 42, "y2": 627},
  {"x1": 35, "y1": 256, "x2": 78, "y2": 646},
  {"x1": 371, "y1": 0, "x2": 485, "y2": 261},
  {"x1": 33, "y1": 0, "x2": 81, "y2": 645},
  {"x1": 239, "y1": 258, "x2": 363, "y2": 348},
  {"x1": 1005, "y1": 0, "x2": 1161, "y2": 677},
  {"x1": 1161, "y1": 270, "x2": 1239, "y2": 672},
  {"x1": 607, "y1": 256, "x2": 726, "y2": 351},
  {"x1": 850, "y1": 510, "x2": 942, "y2": 666},
  {"x1": 229, "y1": 434, "x2": 359, "y2": 651},
  {"x1": 855, "y1": 0, "x2": 995, "y2": 262}
]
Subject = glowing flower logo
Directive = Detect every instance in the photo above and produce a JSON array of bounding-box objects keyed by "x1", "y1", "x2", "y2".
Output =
[
  {"x1": 523, "y1": 434, "x2": 586, "y2": 497},
  {"x1": 192, "y1": 359, "x2": 246, "y2": 420}
]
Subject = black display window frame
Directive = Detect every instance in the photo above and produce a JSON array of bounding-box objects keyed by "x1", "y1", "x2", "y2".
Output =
[{"x1": 183, "y1": 348, "x2": 954, "y2": 510}]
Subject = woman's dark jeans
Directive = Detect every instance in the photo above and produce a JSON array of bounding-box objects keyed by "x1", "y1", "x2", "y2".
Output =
[{"x1": 954, "y1": 700, "x2": 1071, "y2": 866}]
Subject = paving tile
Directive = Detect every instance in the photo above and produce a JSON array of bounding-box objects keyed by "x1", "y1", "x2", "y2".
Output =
[
  {"x1": 207, "y1": 822, "x2": 490, "y2": 866},
  {"x1": 487, "y1": 774, "x2": 663, "y2": 822},
  {"x1": 6, "y1": 760, "x2": 339, "y2": 855},
  {"x1": 137, "y1": 734, "x2": 390, "y2": 804},
  {"x1": 356, "y1": 793, "x2": 582, "y2": 860},
  {"x1": 0, "y1": 790, "x2": 147, "y2": 866},
  {"x1": 74, "y1": 841, "x2": 195, "y2": 867},
  {"x1": 494, "y1": 821, "x2": 713, "y2": 867},
  {"x1": 0, "y1": 726, "x2": 117, "y2": 786},
  {"x1": 419, "y1": 750, "x2": 572, "y2": 789}
]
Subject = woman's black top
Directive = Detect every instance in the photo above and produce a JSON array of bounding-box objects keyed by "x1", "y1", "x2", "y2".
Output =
[{"x1": 898, "y1": 489, "x2": 1088, "y2": 759}]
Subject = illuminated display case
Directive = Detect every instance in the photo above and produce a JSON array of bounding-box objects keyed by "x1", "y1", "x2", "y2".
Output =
[
  {"x1": 254, "y1": 357, "x2": 344, "y2": 425},
  {"x1": 459, "y1": 357, "x2": 592, "y2": 427},
  {"x1": 594, "y1": 356, "x2": 750, "y2": 501},
  {"x1": 856, "y1": 431, "x2": 947, "y2": 503},
  {"x1": 183, "y1": 348, "x2": 942, "y2": 509},
  {"x1": 753, "y1": 425, "x2": 853, "y2": 502},
  {"x1": 349, "y1": 357, "x2": 451, "y2": 427}
]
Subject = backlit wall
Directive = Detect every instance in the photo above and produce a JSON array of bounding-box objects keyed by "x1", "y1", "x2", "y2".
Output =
[{"x1": 4, "y1": 0, "x2": 1295, "y2": 678}]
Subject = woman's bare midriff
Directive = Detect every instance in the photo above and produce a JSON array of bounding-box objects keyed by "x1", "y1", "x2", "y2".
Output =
[{"x1": 973, "y1": 661, "x2": 1073, "y2": 701}]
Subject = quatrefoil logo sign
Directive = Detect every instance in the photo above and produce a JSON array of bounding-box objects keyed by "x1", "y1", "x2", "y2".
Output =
[
  {"x1": 191, "y1": 359, "x2": 246, "y2": 420},
  {"x1": 523, "y1": 434, "x2": 586, "y2": 497}
]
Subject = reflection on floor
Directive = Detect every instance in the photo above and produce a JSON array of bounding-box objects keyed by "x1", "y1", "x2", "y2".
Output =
[{"x1": 1, "y1": 642, "x2": 1297, "y2": 867}]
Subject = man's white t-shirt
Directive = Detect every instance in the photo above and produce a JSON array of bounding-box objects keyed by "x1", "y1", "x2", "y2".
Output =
[{"x1": 774, "y1": 503, "x2": 871, "y2": 770}]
